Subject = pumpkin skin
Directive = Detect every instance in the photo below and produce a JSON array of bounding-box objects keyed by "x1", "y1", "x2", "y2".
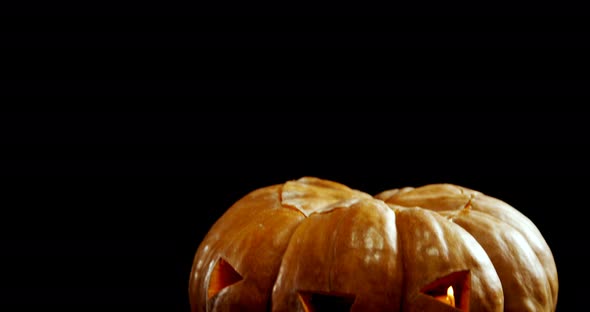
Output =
[{"x1": 189, "y1": 177, "x2": 558, "y2": 312}]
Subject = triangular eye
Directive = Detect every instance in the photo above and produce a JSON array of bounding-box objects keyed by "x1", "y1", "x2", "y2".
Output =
[
  {"x1": 297, "y1": 290, "x2": 356, "y2": 312},
  {"x1": 207, "y1": 258, "x2": 243, "y2": 299},
  {"x1": 420, "y1": 270, "x2": 470, "y2": 311}
]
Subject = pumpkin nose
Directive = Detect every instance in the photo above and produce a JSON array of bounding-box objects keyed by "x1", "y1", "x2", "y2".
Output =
[{"x1": 298, "y1": 291, "x2": 356, "y2": 311}]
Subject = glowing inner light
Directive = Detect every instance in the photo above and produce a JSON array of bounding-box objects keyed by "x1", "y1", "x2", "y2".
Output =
[
  {"x1": 447, "y1": 286, "x2": 455, "y2": 307},
  {"x1": 434, "y1": 286, "x2": 455, "y2": 307}
]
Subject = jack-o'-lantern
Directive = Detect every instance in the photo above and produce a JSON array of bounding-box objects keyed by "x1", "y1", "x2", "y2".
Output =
[{"x1": 189, "y1": 177, "x2": 558, "y2": 311}]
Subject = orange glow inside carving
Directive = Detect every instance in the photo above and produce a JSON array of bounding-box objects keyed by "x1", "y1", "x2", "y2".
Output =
[
  {"x1": 421, "y1": 270, "x2": 470, "y2": 311},
  {"x1": 207, "y1": 258, "x2": 243, "y2": 299},
  {"x1": 434, "y1": 286, "x2": 455, "y2": 307}
]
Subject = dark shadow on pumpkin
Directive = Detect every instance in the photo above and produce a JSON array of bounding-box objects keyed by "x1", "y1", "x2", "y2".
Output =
[
  {"x1": 207, "y1": 257, "x2": 243, "y2": 299},
  {"x1": 297, "y1": 290, "x2": 356, "y2": 312},
  {"x1": 420, "y1": 270, "x2": 471, "y2": 311}
]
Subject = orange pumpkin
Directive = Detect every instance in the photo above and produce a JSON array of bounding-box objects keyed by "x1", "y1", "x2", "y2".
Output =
[{"x1": 189, "y1": 177, "x2": 558, "y2": 311}]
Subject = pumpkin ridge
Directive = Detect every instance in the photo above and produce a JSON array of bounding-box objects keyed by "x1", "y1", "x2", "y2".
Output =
[
  {"x1": 392, "y1": 207, "x2": 407, "y2": 312},
  {"x1": 427, "y1": 193, "x2": 556, "y2": 306},
  {"x1": 394, "y1": 206, "x2": 504, "y2": 311},
  {"x1": 269, "y1": 201, "x2": 347, "y2": 311},
  {"x1": 449, "y1": 209, "x2": 552, "y2": 311},
  {"x1": 468, "y1": 201, "x2": 555, "y2": 310},
  {"x1": 269, "y1": 180, "x2": 359, "y2": 310},
  {"x1": 327, "y1": 207, "x2": 350, "y2": 292}
]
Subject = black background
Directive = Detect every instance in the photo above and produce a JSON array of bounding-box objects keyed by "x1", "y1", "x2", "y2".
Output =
[
  {"x1": 0, "y1": 112, "x2": 588, "y2": 312},
  {"x1": 1, "y1": 0, "x2": 590, "y2": 311}
]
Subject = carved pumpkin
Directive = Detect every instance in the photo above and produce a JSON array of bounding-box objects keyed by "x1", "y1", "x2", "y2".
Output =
[{"x1": 189, "y1": 177, "x2": 558, "y2": 312}]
